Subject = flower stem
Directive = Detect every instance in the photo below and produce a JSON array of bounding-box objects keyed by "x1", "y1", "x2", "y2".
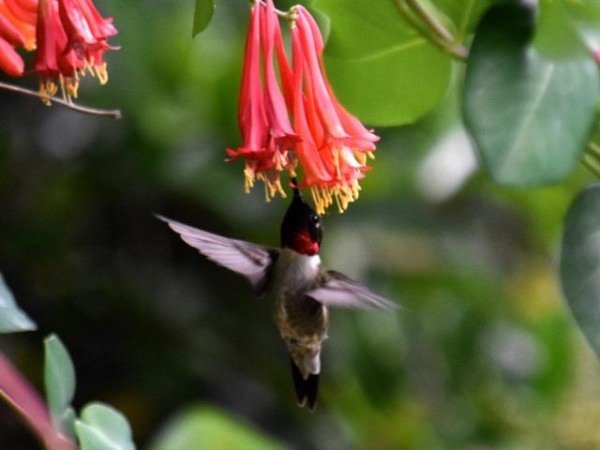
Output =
[
  {"x1": 588, "y1": 141, "x2": 600, "y2": 159},
  {"x1": 0, "y1": 81, "x2": 122, "y2": 119},
  {"x1": 582, "y1": 141, "x2": 600, "y2": 178},
  {"x1": 395, "y1": 0, "x2": 468, "y2": 61},
  {"x1": 582, "y1": 153, "x2": 600, "y2": 178},
  {"x1": 0, "y1": 352, "x2": 76, "y2": 450},
  {"x1": 255, "y1": 0, "x2": 296, "y2": 20}
]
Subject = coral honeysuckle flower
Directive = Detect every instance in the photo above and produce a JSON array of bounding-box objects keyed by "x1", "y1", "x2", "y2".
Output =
[
  {"x1": 5, "y1": 0, "x2": 37, "y2": 24},
  {"x1": 228, "y1": 1, "x2": 379, "y2": 213},
  {"x1": 35, "y1": 0, "x2": 117, "y2": 100},
  {"x1": 0, "y1": 0, "x2": 36, "y2": 49},
  {"x1": 227, "y1": 2, "x2": 270, "y2": 193},
  {"x1": 0, "y1": 12, "x2": 26, "y2": 47},
  {"x1": 228, "y1": 0, "x2": 298, "y2": 201},
  {"x1": 58, "y1": 0, "x2": 117, "y2": 80},
  {"x1": 293, "y1": 6, "x2": 378, "y2": 213},
  {"x1": 0, "y1": 35, "x2": 24, "y2": 75},
  {"x1": 290, "y1": 24, "x2": 334, "y2": 205},
  {"x1": 261, "y1": 0, "x2": 299, "y2": 153},
  {"x1": 35, "y1": 0, "x2": 81, "y2": 99},
  {"x1": 0, "y1": 0, "x2": 117, "y2": 100},
  {"x1": 0, "y1": 0, "x2": 36, "y2": 76}
]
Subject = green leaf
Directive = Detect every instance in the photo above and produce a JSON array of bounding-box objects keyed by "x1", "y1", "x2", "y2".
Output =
[
  {"x1": 463, "y1": 2, "x2": 599, "y2": 187},
  {"x1": 317, "y1": 0, "x2": 452, "y2": 126},
  {"x1": 192, "y1": 0, "x2": 215, "y2": 38},
  {"x1": 149, "y1": 405, "x2": 289, "y2": 450},
  {"x1": 565, "y1": 0, "x2": 600, "y2": 48},
  {"x1": 0, "y1": 273, "x2": 36, "y2": 333},
  {"x1": 318, "y1": 0, "x2": 417, "y2": 59},
  {"x1": 560, "y1": 184, "x2": 600, "y2": 358},
  {"x1": 44, "y1": 334, "x2": 76, "y2": 436},
  {"x1": 534, "y1": 0, "x2": 588, "y2": 58},
  {"x1": 75, "y1": 403, "x2": 136, "y2": 450}
]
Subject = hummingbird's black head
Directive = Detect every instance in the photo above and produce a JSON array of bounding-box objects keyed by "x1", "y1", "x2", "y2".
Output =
[{"x1": 281, "y1": 181, "x2": 322, "y2": 256}]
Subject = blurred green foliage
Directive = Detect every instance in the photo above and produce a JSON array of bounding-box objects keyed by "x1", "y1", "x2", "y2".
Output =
[
  {"x1": 150, "y1": 405, "x2": 289, "y2": 450},
  {"x1": 1, "y1": 0, "x2": 600, "y2": 449},
  {"x1": 464, "y1": 2, "x2": 598, "y2": 187}
]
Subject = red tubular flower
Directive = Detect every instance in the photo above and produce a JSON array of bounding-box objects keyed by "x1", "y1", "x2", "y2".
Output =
[
  {"x1": 228, "y1": 0, "x2": 299, "y2": 201},
  {"x1": 58, "y1": 0, "x2": 117, "y2": 82},
  {"x1": 227, "y1": 2, "x2": 270, "y2": 194},
  {"x1": 35, "y1": 0, "x2": 81, "y2": 100},
  {"x1": 1, "y1": 0, "x2": 36, "y2": 50},
  {"x1": 290, "y1": 24, "x2": 334, "y2": 210},
  {"x1": 0, "y1": 12, "x2": 26, "y2": 46},
  {"x1": 274, "y1": 13, "x2": 293, "y2": 112},
  {"x1": 0, "y1": 0, "x2": 36, "y2": 77},
  {"x1": 0, "y1": 35, "x2": 23, "y2": 75},
  {"x1": 293, "y1": 6, "x2": 379, "y2": 213},
  {"x1": 0, "y1": 0, "x2": 117, "y2": 99},
  {"x1": 261, "y1": 0, "x2": 298, "y2": 151},
  {"x1": 229, "y1": 1, "x2": 379, "y2": 213},
  {"x1": 0, "y1": 0, "x2": 118, "y2": 97},
  {"x1": 5, "y1": 0, "x2": 37, "y2": 25},
  {"x1": 0, "y1": 10, "x2": 24, "y2": 76}
]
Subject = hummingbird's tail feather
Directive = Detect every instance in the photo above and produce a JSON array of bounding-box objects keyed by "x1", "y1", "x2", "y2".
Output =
[{"x1": 290, "y1": 359, "x2": 319, "y2": 411}]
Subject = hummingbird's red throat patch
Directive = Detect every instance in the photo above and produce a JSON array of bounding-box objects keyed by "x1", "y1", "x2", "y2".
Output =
[{"x1": 292, "y1": 229, "x2": 319, "y2": 256}]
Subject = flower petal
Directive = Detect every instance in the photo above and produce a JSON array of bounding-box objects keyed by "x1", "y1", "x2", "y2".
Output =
[
  {"x1": 0, "y1": 36, "x2": 23, "y2": 75},
  {"x1": 261, "y1": 0, "x2": 298, "y2": 150}
]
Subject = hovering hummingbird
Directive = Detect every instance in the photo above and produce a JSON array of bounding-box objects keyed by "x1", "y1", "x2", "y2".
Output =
[{"x1": 157, "y1": 185, "x2": 396, "y2": 410}]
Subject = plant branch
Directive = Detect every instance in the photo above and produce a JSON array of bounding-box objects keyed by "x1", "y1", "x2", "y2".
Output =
[
  {"x1": 582, "y1": 141, "x2": 600, "y2": 178},
  {"x1": 588, "y1": 141, "x2": 600, "y2": 159},
  {"x1": 0, "y1": 81, "x2": 121, "y2": 119},
  {"x1": 395, "y1": 0, "x2": 469, "y2": 61},
  {"x1": 582, "y1": 154, "x2": 600, "y2": 178}
]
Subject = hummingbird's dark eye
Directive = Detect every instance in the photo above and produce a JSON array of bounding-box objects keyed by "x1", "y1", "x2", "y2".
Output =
[{"x1": 310, "y1": 214, "x2": 320, "y2": 226}]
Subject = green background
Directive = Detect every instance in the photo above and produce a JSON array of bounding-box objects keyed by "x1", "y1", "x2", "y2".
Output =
[{"x1": 1, "y1": 0, "x2": 599, "y2": 449}]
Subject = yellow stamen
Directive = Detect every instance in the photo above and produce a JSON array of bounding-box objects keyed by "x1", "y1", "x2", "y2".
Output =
[
  {"x1": 256, "y1": 172, "x2": 287, "y2": 201},
  {"x1": 261, "y1": 177, "x2": 271, "y2": 202},
  {"x1": 288, "y1": 163, "x2": 298, "y2": 178},
  {"x1": 273, "y1": 149, "x2": 288, "y2": 171},
  {"x1": 243, "y1": 166, "x2": 256, "y2": 193},
  {"x1": 309, "y1": 179, "x2": 362, "y2": 215},
  {"x1": 65, "y1": 74, "x2": 80, "y2": 100},
  {"x1": 310, "y1": 185, "x2": 333, "y2": 215},
  {"x1": 95, "y1": 62, "x2": 109, "y2": 85},
  {"x1": 331, "y1": 147, "x2": 341, "y2": 179},
  {"x1": 38, "y1": 79, "x2": 58, "y2": 105}
]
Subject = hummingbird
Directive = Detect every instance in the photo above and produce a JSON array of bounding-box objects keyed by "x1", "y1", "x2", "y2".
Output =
[{"x1": 157, "y1": 184, "x2": 396, "y2": 410}]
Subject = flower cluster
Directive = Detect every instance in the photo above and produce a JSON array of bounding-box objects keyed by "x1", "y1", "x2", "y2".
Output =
[
  {"x1": 0, "y1": 0, "x2": 117, "y2": 102},
  {"x1": 228, "y1": 0, "x2": 379, "y2": 214}
]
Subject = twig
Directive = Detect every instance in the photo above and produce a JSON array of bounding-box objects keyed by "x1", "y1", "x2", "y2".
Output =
[
  {"x1": 0, "y1": 81, "x2": 121, "y2": 119},
  {"x1": 582, "y1": 153, "x2": 600, "y2": 179},
  {"x1": 587, "y1": 141, "x2": 600, "y2": 159},
  {"x1": 396, "y1": 0, "x2": 469, "y2": 61},
  {"x1": 582, "y1": 141, "x2": 600, "y2": 178},
  {"x1": 405, "y1": 0, "x2": 453, "y2": 44}
]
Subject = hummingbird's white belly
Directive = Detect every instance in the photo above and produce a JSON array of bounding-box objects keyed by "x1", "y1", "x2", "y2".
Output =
[
  {"x1": 269, "y1": 248, "x2": 321, "y2": 294},
  {"x1": 267, "y1": 248, "x2": 327, "y2": 377}
]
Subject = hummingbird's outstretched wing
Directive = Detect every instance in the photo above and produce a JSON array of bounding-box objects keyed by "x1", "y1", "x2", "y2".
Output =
[
  {"x1": 306, "y1": 271, "x2": 398, "y2": 310},
  {"x1": 157, "y1": 215, "x2": 278, "y2": 295}
]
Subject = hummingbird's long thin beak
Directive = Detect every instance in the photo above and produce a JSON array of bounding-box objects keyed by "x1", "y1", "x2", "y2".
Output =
[{"x1": 291, "y1": 177, "x2": 302, "y2": 199}]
